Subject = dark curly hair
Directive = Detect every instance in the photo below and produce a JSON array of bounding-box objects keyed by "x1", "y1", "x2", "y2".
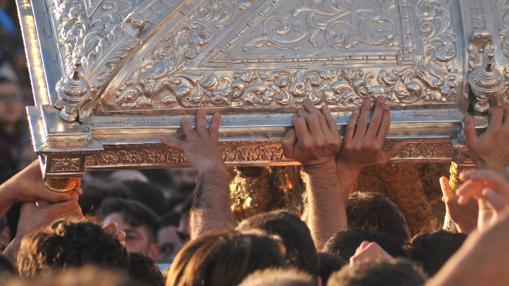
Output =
[{"x1": 17, "y1": 219, "x2": 128, "y2": 277}]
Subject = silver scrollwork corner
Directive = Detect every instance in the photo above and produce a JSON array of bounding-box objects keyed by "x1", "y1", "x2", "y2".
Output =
[
  {"x1": 55, "y1": 62, "x2": 92, "y2": 122},
  {"x1": 468, "y1": 31, "x2": 505, "y2": 114}
]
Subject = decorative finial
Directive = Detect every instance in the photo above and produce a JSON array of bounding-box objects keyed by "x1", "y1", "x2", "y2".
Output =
[
  {"x1": 468, "y1": 31, "x2": 504, "y2": 114},
  {"x1": 55, "y1": 61, "x2": 91, "y2": 122}
]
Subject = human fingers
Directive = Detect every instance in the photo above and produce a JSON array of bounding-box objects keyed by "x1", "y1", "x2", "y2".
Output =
[
  {"x1": 181, "y1": 117, "x2": 197, "y2": 139},
  {"x1": 482, "y1": 188, "x2": 508, "y2": 212},
  {"x1": 282, "y1": 129, "x2": 296, "y2": 159},
  {"x1": 195, "y1": 109, "x2": 208, "y2": 137},
  {"x1": 358, "y1": 241, "x2": 371, "y2": 251},
  {"x1": 161, "y1": 137, "x2": 184, "y2": 151},
  {"x1": 102, "y1": 222, "x2": 119, "y2": 236},
  {"x1": 457, "y1": 180, "x2": 487, "y2": 205},
  {"x1": 365, "y1": 97, "x2": 385, "y2": 142},
  {"x1": 321, "y1": 105, "x2": 337, "y2": 134},
  {"x1": 375, "y1": 105, "x2": 391, "y2": 146},
  {"x1": 306, "y1": 113, "x2": 325, "y2": 140},
  {"x1": 117, "y1": 230, "x2": 126, "y2": 247},
  {"x1": 461, "y1": 170, "x2": 509, "y2": 199},
  {"x1": 303, "y1": 98, "x2": 320, "y2": 115},
  {"x1": 488, "y1": 107, "x2": 504, "y2": 132},
  {"x1": 36, "y1": 188, "x2": 72, "y2": 203},
  {"x1": 464, "y1": 115, "x2": 479, "y2": 153},
  {"x1": 353, "y1": 98, "x2": 371, "y2": 144},
  {"x1": 209, "y1": 112, "x2": 221, "y2": 140},
  {"x1": 381, "y1": 141, "x2": 405, "y2": 163},
  {"x1": 344, "y1": 109, "x2": 360, "y2": 147},
  {"x1": 440, "y1": 176, "x2": 456, "y2": 202},
  {"x1": 503, "y1": 105, "x2": 509, "y2": 127},
  {"x1": 294, "y1": 117, "x2": 312, "y2": 145}
]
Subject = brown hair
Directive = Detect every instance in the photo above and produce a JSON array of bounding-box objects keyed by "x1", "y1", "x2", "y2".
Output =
[
  {"x1": 17, "y1": 219, "x2": 128, "y2": 277},
  {"x1": 346, "y1": 192, "x2": 410, "y2": 244},
  {"x1": 408, "y1": 230, "x2": 466, "y2": 276},
  {"x1": 237, "y1": 210, "x2": 317, "y2": 275},
  {"x1": 6, "y1": 266, "x2": 138, "y2": 286},
  {"x1": 327, "y1": 258, "x2": 426, "y2": 286},
  {"x1": 166, "y1": 230, "x2": 287, "y2": 286},
  {"x1": 239, "y1": 268, "x2": 315, "y2": 286}
]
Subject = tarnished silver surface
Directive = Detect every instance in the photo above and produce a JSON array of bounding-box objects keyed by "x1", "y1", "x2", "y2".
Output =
[{"x1": 15, "y1": 0, "x2": 509, "y2": 177}]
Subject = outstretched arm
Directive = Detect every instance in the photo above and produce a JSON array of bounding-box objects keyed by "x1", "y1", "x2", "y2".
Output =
[
  {"x1": 283, "y1": 99, "x2": 344, "y2": 250},
  {"x1": 335, "y1": 97, "x2": 404, "y2": 202},
  {"x1": 162, "y1": 110, "x2": 233, "y2": 239},
  {"x1": 0, "y1": 161, "x2": 72, "y2": 218}
]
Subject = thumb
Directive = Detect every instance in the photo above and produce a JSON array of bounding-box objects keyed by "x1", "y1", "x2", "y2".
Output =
[
  {"x1": 383, "y1": 141, "x2": 406, "y2": 162},
  {"x1": 282, "y1": 129, "x2": 296, "y2": 159},
  {"x1": 440, "y1": 176, "x2": 456, "y2": 201},
  {"x1": 38, "y1": 188, "x2": 72, "y2": 203}
]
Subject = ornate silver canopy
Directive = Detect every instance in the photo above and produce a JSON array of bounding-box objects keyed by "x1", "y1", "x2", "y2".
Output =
[{"x1": 16, "y1": 0, "x2": 509, "y2": 178}]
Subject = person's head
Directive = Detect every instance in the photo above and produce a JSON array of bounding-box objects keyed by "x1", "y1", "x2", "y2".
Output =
[
  {"x1": 239, "y1": 268, "x2": 315, "y2": 286},
  {"x1": 167, "y1": 230, "x2": 287, "y2": 286},
  {"x1": 79, "y1": 178, "x2": 125, "y2": 215},
  {"x1": 237, "y1": 210, "x2": 318, "y2": 276},
  {"x1": 17, "y1": 219, "x2": 128, "y2": 277},
  {"x1": 168, "y1": 168, "x2": 196, "y2": 190},
  {"x1": 157, "y1": 212, "x2": 183, "y2": 263},
  {"x1": 127, "y1": 253, "x2": 164, "y2": 286},
  {"x1": 0, "y1": 77, "x2": 25, "y2": 126},
  {"x1": 323, "y1": 229, "x2": 406, "y2": 261},
  {"x1": 407, "y1": 230, "x2": 466, "y2": 276},
  {"x1": 119, "y1": 180, "x2": 166, "y2": 215},
  {"x1": 98, "y1": 198, "x2": 160, "y2": 261},
  {"x1": 317, "y1": 253, "x2": 346, "y2": 285},
  {"x1": 110, "y1": 170, "x2": 149, "y2": 183},
  {"x1": 346, "y1": 192, "x2": 410, "y2": 244},
  {"x1": 7, "y1": 266, "x2": 139, "y2": 286},
  {"x1": 327, "y1": 258, "x2": 426, "y2": 286}
]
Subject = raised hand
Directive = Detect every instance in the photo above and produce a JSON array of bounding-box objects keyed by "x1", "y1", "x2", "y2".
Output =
[
  {"x1": 16, "y1": 192, "x2": 83, "y2": 239},
  {"x1": 283, "y1": 99, "x2": 340, "y2": 167},
  {"x1": 464, "y1": 106, "x2": 509, "y2": 175},
  {"x1": 0, "y1": 160, "x2": 73, "y2": 217},
  {"x1": 440, "y1": 177, "x2": 478, "y2": 233},
  {"x1": 162, "y1": 109, "x2": 225, "y2": 174},
  {"x1": 283, "y1": 99, "x2": 345, "y2": 249},
  {"x1": 457, "y1": 170, "x2": 509, "y2": 207},
  {"x1": 336, "y1": 97, "x2": 405, "y2": 169},
  {"x1": 161, "y1": 110, "x2": 232, "y2": 238},
  {"x1": 456, "y1": 170, "x2": 509, "y2": 231}
]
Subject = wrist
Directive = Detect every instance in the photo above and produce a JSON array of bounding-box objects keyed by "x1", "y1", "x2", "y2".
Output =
[
  {"x1": 303, "y1": 159, "x2": 336, "y2": 173},
  {"x1": 197, "y1": 162, "x2": 229, "y2": 177},
  {"x1": 336, "y1": 160, "x2": 362, "y2": 176}
]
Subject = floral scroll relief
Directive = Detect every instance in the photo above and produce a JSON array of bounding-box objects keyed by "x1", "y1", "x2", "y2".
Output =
[
  {"x1": 113, "y1": 0, "x2": 458, "y2": 110},
  {"x1": 243, "y1": 0, "x2": 399, "y2": 51}
]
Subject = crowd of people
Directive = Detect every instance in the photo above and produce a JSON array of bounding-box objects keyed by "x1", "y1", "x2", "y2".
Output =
[
  {"x1": 0, "y1": 96, "x2": 507, "y2": 286},
  {"x1": 2, "y1": 1, "x2": 509, "y2": 285}
]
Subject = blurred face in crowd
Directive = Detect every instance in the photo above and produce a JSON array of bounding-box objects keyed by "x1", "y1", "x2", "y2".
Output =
[
  {"x1": 0, "y1": 81, "x2": 25, "y2": 124},
  {"x1": 169, "y1": 168, "x2": 196, "y2": 189},
  {"x1": 102, "y1": 212, "x2": 159, "y2": 262},
  {"x1": 157, "y1": 225, "x2": 183, "y2": 263}
]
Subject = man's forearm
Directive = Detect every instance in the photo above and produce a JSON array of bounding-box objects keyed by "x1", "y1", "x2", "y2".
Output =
[
  {"x1": 335, "y1": 162, "x2": 361, "y2": 202},
  {"x1": 305, "y1": 161, "x2": 347, "y2": 250},
  {"x1": 189, "y1": 166, "x2": 234, "y2": 239},
  {"x1": 0, "y1": 184, "x2": 16, "y2": 218}
]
